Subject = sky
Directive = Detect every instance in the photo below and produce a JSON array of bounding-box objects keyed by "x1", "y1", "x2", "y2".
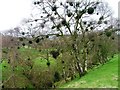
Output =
[
  {"x1": 0, "y1": 0, "x2": 119, "y2": 32},
  {"x1": 104, "y1": 0, "x2": 119, "y2": 18},
  {"x1": 0, "y1": 0, "x2": 32, "y2": 32}
]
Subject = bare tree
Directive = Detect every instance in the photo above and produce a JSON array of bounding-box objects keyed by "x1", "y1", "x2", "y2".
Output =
[{"x1": 22, "y1": 0, "x2": 113, "y2": 77}]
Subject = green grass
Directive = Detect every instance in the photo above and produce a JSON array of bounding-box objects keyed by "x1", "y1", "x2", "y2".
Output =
[
  {"x1": 60, "y1": 55, "x2": 118, "y2": 88},
  {"x1": 0, "y1": 60, "x2": 34, "y2": 88},
  {"x1": 33, "y1": 57, "x2": 56, "y2": 67},
  {"x1": 1, "y1": 47, "x2": 119, "y2": 88},
  {"x1": 1, "y1": 48, "x2": 57, "y2": 88}
]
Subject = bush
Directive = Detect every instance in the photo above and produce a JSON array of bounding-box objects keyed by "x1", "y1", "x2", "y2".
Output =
[{"x1": 54, "y1": 71, "x2": 61, "y2": 82}]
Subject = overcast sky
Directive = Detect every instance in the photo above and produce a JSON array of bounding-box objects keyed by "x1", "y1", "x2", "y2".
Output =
[
  {"x1": 0, "y1": 0, "x2": 32, "y2": 32},
  {"x1": 0, "y1": 0, "x2": 119, "y2": 32}
]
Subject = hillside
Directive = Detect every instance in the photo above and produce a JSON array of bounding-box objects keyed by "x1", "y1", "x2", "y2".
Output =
[
  {"x1": 1, "y1": 47, "x2": 119, "y2": 88},
  {"x1": 60, "y1": 55, "x2": 118, "y2": 88}
]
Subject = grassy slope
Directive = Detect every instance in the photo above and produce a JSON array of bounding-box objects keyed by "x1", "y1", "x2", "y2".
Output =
[
  {"x1": 0, "y1": 60, "x2": 34, "y2": 88},
  {"x1": 1, "y1": 48, "x2": 56, "y2": 88},
  {"x1": 60, "y1": 55, "x2": 118, "y2": 88},
  {"x1": 1, "y1": 47, "x2": 119, "y2": 88}
]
